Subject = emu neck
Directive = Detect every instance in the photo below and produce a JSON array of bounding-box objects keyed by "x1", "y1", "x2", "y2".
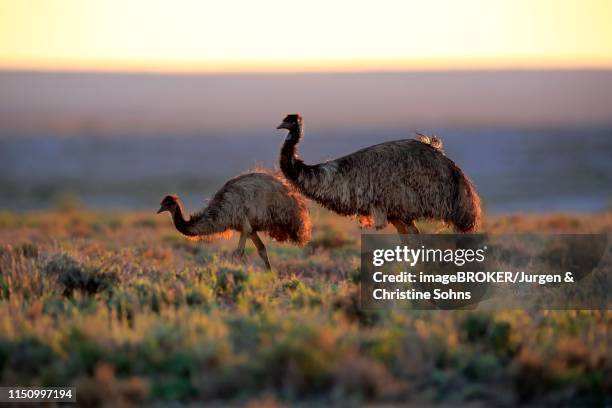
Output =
[
  {"x1": 171, "y1": 204, "x2": 197, "y2": 236},
  {"x1": 280, "y1": 125, "x2": 305, "y2": 182},
  {"x1": 279, "y1": 124, "x2": 333, "y2": 206}
]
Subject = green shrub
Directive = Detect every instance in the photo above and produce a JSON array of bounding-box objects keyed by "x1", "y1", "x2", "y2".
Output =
[{"x1": 44, "y1": 254, "x2": 118, "y2": 296}]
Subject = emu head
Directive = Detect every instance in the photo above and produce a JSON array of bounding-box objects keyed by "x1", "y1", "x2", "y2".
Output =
[
  {"x1": 157, "y1": 194, "x2": 179, "y2": 214},
  {"x1": 276, "y1": 113, "x2": 302, "y2": 132}
]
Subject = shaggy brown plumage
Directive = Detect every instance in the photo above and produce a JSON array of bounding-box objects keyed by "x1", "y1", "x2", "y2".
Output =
[
  {"x1": 277, "y1": 114, "x2": 481, "y2": 234},
  {"x1": 157, "y1": 171, "x2": 311, "y2": 269}
]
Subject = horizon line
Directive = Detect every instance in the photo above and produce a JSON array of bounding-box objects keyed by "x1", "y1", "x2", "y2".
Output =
[
  {"x1": 2, "y1": 58, "x2": 612, "y2": 75},
  {"x1": 3, "y1": 66, "x2": 612, "y2": 76}
]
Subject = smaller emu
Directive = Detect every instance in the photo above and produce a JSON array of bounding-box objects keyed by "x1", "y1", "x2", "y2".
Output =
[{"x1": 157, "y1": 172, "x2": 311, "y2": 270}]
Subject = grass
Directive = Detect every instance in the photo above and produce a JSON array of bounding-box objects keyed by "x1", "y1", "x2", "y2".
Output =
[{"x1": 0, "y1": 209, "x2": 610, "y2": 406}]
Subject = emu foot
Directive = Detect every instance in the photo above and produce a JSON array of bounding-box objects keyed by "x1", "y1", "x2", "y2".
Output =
[
  {"x1": 230, "y1": 249, "x2": 246, "y2": 263},
  {"x1": 261, "y1": 258, "x2": 272, "y2": 270}
]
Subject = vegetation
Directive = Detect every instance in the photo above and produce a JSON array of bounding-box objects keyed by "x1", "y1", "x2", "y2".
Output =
[{"x1": 0, "y1": 209, "x2": 610, "y2": 406}]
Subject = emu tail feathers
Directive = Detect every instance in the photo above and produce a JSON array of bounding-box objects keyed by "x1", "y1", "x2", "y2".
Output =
[
  {"x1": 266, "y1": 180, "x2": 312, "y2": 246},
  {"x1": 450, "y1": 164, "x2": 482, "y2": 233},
  {"x1": 286, "y1": 191, "x2": 312, "y2": 245},
  {"x1": 417, "y1": 132, "x2": 443, "y2": 151}
]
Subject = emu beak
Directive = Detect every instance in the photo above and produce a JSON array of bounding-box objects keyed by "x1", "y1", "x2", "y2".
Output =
[
  {"x1": 277, "y1": 122, "x2": 290, "y2": 130},
  {"x1": 156, "y1": 206, "x2": 164, "y2": 214}
]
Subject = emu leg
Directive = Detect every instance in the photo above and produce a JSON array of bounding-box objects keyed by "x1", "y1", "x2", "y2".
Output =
[
  {"x1": 405, "y1": 220, "x2": 420, "y2": 234},
  {"x1": 231, "y1": 231, "x2": 247, "y2": 262},
  {"x1": 390, "y1": 219, "x2": 419, "y2": 245},
  {"x1": 250, "y1": 232, "x2": 271, "y2": 270},
  {"x1": 371, "y1": 207, "x2": 388, "y2": 230},
  {"x1": 390, "y1": 219, "x2": 408, "y2": 234}
]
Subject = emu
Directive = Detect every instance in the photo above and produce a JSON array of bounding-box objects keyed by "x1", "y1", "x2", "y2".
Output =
[
  {"x1": 157, "y1": 171, "x2": 311, "y2": 270},
  {"x1": 277, "y1": 114, "x2": 481, "y2": 235}
]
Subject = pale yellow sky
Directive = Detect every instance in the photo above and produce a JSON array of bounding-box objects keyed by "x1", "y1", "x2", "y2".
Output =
[{"x1": 0, "y1": 0, "x2": 611, "y2": 72}]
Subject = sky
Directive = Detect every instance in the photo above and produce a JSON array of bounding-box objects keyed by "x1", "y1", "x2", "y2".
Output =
[{"x1": 0, "y1": 0, "x2": 611, "y2": 73}]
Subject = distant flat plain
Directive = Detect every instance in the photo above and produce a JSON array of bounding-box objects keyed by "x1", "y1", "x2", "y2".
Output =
[{"x1": 0, "y1": 70, "x2": 610, "y2": 212}]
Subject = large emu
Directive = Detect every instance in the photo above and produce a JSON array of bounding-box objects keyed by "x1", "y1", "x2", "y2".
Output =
[
  {"x1": 157, "y1": 171, "x2": 311, "y2": 269},
  {"x1": 277, "y1": 114, "x2": 481, "y2": 235}
]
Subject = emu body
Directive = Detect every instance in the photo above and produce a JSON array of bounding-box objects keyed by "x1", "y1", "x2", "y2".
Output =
[
  {"x1": 277, "y1": 114, "x2": 481, "y2": 235},
  {"x1": 157, "y1": 172, "x2": 311, "y2": 270}
]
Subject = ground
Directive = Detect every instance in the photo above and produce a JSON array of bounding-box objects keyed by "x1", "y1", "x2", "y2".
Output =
[{"x1": 0, "y1": 209, "x2": 610, "y2": 406}]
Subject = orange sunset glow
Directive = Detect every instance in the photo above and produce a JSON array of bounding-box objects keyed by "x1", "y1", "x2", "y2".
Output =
[{"x1": 1, "y1": 0, "x2": 611, "y2": 73}]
